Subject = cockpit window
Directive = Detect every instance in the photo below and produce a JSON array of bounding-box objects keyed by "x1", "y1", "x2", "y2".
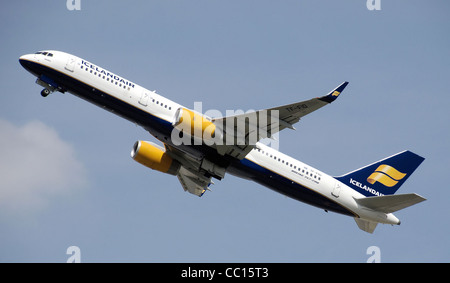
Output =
[{"x1": 34, "y1": 51, "x2": 53, "y2": 57}]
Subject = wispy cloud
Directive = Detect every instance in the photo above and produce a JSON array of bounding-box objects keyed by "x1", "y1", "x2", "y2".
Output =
[{"x1": 0, "y1": 119, "x2": 88, "y2": 217}]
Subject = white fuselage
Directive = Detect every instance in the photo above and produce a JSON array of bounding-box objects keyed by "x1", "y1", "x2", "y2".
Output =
[{"x1": 19, "y1": 50, "x2": 400, "y2": 226}]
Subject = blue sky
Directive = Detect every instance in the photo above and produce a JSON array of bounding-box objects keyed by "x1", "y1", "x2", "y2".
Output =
[{"x1": 1, "y1": 0, "x2": 449, "y2": 262}]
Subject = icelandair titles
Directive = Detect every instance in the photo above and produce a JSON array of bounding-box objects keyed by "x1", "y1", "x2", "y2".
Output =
[
  {"x1": 350, "y1": 178, "x2": 384, "y2": 196},
  {"x1": 81, "y1": 60, "x2": 135, "y2": 88}
]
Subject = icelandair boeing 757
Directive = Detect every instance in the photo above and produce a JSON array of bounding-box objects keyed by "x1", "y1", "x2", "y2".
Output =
[{"x1": 19, "y1": 50, "x2": 426, "y2": 233}]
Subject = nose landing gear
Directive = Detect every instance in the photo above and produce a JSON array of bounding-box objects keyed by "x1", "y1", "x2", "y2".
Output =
[
  {"x1": 41, "y1": 88, "x2": 51, "y2": 97},
  {"x1": 36, "y1": 77, "x2": 56, "y2": 98},
  {"x1": 36, "y1": 75, "x2": 65, "y2": 97}
]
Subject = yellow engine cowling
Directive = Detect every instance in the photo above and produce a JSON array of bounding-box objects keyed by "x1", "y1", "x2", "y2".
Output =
[
  {"x1": 172, "y1": 107, "x2": 216, "y2": 140},
  {"x1": 131, "y1": 141, "x2": 180, "y2": 175}
]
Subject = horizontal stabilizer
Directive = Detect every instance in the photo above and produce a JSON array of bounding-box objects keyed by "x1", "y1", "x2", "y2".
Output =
[{"x1": 354, "y1": 193, "x2": 426, "y2": 214}]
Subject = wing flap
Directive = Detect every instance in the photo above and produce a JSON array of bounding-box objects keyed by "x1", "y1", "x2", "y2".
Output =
[{"x1": 177, "y1": 166, "x2": 212, "y2": 197}]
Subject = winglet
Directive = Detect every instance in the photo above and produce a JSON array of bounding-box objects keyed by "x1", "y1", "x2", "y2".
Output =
[{"x1": 319, "y1": 81, "x2": 349, "y2": 103}]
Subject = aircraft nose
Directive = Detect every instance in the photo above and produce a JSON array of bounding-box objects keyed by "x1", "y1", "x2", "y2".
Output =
[
  {"x1": 19, "y1": 54, "x2": 33, "y2": 64},
  {"x1": 19, "y1": 54, "x2": 36, "y2": 72}
]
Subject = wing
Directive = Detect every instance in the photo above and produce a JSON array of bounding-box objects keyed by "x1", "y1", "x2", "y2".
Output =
[
  {"x1": 211, "y1": 81, "x2": 349, "y2": 159},
  {"x1": 266, "y1": 81, "x2": 349, "y2": 131}
]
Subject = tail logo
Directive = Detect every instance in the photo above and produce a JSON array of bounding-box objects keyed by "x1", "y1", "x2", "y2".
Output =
[
  {"x1": 331, "y1": 91, "x2": 341, "y2": 97},
  {"x1": 367, "y1": 165, "x2": 406, "y2": 187}
]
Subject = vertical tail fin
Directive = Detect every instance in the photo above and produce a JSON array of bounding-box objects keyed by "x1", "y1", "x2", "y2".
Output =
[{"x1": 336, "y1": 151, "x2": 424, "y2": 197}]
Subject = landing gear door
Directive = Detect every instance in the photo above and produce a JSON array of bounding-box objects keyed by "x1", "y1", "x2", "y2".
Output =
[
  {"x1": 332, "y1": 181, "x2": 341, "y2": 198},
  {"x1": 65, "y1": 56, "x2": 76, "y2": 72}
]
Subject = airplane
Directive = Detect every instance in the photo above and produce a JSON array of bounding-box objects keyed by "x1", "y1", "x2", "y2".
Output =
[{"x1": 19, "y1": 50, "x2": 426, "y2": 233}]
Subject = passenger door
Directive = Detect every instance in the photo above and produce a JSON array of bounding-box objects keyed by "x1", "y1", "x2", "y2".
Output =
[
  {"x1": 332, "y1": 181, "x2": 341, "y2": 198},
  {"x1": 139, "y1": 91, "x2": 149, "y2": 106},
  {"x1": 65, "y1": 56, "x2": 76, "y2": 72}
]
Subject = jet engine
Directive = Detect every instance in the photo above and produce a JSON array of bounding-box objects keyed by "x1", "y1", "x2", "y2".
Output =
[
  {"x1": 172, "y1": 107, "x2": 216, "y2": 140},
  {"x1": 131, "y1": 141, "x2": 180, "y2": 175}
]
